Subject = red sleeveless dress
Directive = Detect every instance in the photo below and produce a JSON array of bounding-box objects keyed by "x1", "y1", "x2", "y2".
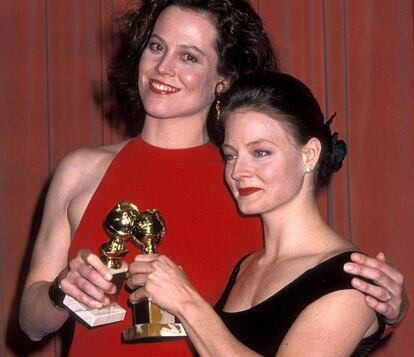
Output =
[{"x1": 68, "y1": 137, "x2": 261, "y2": 356}]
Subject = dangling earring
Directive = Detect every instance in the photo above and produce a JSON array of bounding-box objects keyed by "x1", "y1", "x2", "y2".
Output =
[
  {"x1": 215, "y1": 94, "x2": 221, "y2": 130},
  {"x1": 305, "y1": 162, "x2": 314, "y2": 173}
]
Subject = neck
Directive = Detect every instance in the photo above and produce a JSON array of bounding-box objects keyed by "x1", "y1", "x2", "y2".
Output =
[
  {"x1": 141, "y1": 115, "x2": 209, "y2": 149},
  {"x1": 260, "y1": 192, "x2": 332, "y2": 259}
]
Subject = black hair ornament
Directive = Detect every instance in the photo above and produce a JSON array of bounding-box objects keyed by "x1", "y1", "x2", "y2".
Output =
[{"x1": 320, "y1": 112, "x2": 347, "y2": 177}]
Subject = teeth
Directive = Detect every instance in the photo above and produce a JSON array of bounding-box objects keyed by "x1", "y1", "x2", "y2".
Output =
[{"x1": 150, "y1": 80, "x2": 178, "y2": 92}]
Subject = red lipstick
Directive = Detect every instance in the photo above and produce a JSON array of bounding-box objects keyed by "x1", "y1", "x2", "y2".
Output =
[{"x1": 238, "y1": 187, "x2": 262, "y2": 196}]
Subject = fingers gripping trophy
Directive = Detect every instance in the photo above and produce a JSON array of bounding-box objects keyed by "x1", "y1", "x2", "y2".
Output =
[
  {"x1": 62, "y1": 201, "x2": 139, "y2": 327},
  {"x1": 62, "y1": 200, "x2": 186, "y2": 339},
  {"x1": 123, "y1": 209, "x2": 187, "y2": 341}
]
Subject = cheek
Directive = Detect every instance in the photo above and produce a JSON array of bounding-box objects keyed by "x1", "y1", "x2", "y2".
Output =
[
  {"x1": 180, "y1": 65, "x2": 217, "y2": 92},
  {"x1": 180, "y1": 69, "x2": 204, "y2": 91},
  {"x1": 224, "y1": 166, "x2": 239, "y2": 195},
  {"x1": 138, "y1": 51, "x2": 153, "y2": 74},
  {"x1": 138, "y1": 77, "x2": 146, "y2": 102},
  {"x1": 278, "y1": 160, "x2": 305, "y2": 192},
  {"x1": 256, "y1": 162, "x2": 280, "y2": 186},
  {"x1": 224, "y1": 165, "x2": 233, "y2": 186},
  {"x1": 260, "y1": 159, "x2": 300, "y2": 191},
  {"x1": 138, "y1": 56, "x2": 151, "y2": 91},
  {"x1": 261, "y1": 166, "x2": 277, "y2": 180}
]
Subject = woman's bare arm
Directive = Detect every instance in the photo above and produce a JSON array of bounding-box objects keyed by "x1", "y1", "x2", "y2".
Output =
[
  {"x1": 19, "y1": 147, "x2": 119, "y2": 340},
  {"x1": 276, "y1": 289, "x2": 378, "y2": 356},
  {"x1": 128, "y1": 254, "x2": 260, "y2": 357},
  {"x1": 19, "y1": 153, "x2": 76, "y2": 340}
]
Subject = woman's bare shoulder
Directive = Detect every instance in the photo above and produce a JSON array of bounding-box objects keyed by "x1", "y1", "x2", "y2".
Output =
[
  {"x1": 313, "y1": 227, "x2": 360, "y2": 262},
  {"x1": 56, "y1": 140, "x2": 129, "y2": 179},
  {"x1": 63, "y1": 140, "x2": 128, "y2": 166},
  {"x1": 45, "y1": 140, "x2": 131, "y2": 232},
  {"x1": 48, "y1": 140, "x2": 130, "y2": 203}
]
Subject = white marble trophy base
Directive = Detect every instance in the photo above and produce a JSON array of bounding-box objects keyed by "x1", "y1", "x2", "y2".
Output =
[
  {"x1": 63, "y1": 266, "x2": 127, "y2": 327},
  {"x1": 63, "y1": 295, "x2": 126, "y2": 327}
]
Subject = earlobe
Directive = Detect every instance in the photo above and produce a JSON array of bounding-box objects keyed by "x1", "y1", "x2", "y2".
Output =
[
  {"x1": 216, "y1": 78, "x2": 230, "y2": 94},
  {"x1": 215, "y1": 82, "x2": 224, "y2": 95},
  {"x1": 304, "y1": 162, "x2": 314, "y2": 173},
  {"x1": 302, "y1": 138, "x2": 322, "y2": 173}
]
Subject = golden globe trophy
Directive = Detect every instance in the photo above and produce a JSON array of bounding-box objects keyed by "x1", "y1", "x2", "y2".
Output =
[
  {"x1": 123, "y1": 209, "x2": 187, "y2": 342},
  {"x1": 63, "y1": 201, "x2": 139, "y2": 327}
]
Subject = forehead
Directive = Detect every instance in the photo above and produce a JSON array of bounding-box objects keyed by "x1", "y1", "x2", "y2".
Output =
[
  {"x1": 154, "y1": 6, "x2": 218, "y2": 49},
  {"x1": 225, "y1": 110, "x2": 295, "y2": 145}
]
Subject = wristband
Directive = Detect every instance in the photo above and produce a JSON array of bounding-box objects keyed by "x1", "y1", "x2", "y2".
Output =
[{"x1": 48, "y1": 267, "x2": 68, "y2": 310}]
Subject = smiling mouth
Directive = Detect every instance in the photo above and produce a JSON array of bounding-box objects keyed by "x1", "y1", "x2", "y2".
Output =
[
  {"x1": 149, "y1": 79, "x2": 180, "y2": 94},
  {"x1": 238, "y1": 187, "x2": 262, "y2": 196}
]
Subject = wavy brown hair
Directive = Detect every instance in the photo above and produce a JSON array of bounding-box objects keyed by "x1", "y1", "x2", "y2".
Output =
[{"x1": 108, "y1": 0, "x2": 279, "y2": 142}]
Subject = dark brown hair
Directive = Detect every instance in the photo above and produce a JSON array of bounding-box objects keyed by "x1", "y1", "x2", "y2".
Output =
[
  {"x1": 221, "y1": 72, "x2": 347, "y2": 188},
  {"x1": 108, "y1": 0, "x2": 278, "y2": 141}
]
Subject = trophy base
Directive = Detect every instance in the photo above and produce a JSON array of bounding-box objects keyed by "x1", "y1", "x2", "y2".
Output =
[
  {"x1": 63, "y1": 295, "x2": 126, "y2": 327},
  {"x1": 122, "y1": 323, "x2": 187, "y2": 342}
]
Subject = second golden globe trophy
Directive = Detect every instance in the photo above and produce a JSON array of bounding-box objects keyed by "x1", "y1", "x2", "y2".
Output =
[
  {"x1": 123, "y1": 209, "x2": 187, "y2": 341},
  {"x1": 62, "y1": 201, "x2": 139, "y2": 327}
]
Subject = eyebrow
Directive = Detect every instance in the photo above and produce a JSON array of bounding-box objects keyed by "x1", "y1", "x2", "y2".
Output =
[
  {"x1": 179, "y1": 44, "x2": 206, "y2": 57},
  {"x1": 222, "y1": 143, "x2": 234, "y2": 150},
  {"x1": 247, "y1": 139, "x2": 274, "y2": 146},
  {"x1": 222, "y1": 139, "x2": 275, "y2": 152},
  {"x1": 149, "y1": 34, "x2": 207, "y2": 57}
]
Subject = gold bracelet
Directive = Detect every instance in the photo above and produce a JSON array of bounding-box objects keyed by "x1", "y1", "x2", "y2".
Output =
[{"x1": 48, "y1": 267, "x2": 69, "y2": 310}]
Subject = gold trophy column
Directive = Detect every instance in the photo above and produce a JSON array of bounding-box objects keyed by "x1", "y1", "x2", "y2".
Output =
[
  {"x1": 123, "y1": 209, "x2": 187, "y2": 342},
  {"x1": 62, "y1": 201, "x2": 139, "y2": 327}
]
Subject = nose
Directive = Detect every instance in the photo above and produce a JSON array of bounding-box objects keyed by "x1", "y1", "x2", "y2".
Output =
[
  {"x1": 231, "y1": 156, "x2": 251, "y2": 181},
  {"x1": 155, "y1": 53, "x2": 175, "y2": 77}
]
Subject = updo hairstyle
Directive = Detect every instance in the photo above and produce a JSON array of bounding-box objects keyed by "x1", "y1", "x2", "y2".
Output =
[{"x1": 221, "y1": 71, "x2": 347, "y2": 188}]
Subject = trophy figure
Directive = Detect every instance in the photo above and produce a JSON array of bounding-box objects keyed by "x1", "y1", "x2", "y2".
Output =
[
  {"x1": 123, "y1": 209, "x2": 187, "y2": 341},
  {"x1": 63, "y1": 201, "x2": 139, "y2": 327}
]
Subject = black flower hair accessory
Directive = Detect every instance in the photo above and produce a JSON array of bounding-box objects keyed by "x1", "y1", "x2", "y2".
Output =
[{"x1": 320, "y1": 113, "x2": 347, "y2": 177}]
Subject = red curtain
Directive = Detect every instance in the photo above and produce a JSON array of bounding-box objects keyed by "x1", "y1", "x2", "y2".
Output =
[{"x1": 1, "y1": 1, "x2": 412, "y2": 356}]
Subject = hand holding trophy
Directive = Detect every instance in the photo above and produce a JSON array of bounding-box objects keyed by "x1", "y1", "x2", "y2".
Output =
[
  {"x1": 60, "y1": 200, "x2": 186, "y2": 338},
  {"x1": 62, "y1": 201, "x2": 139, "y2": 327},
  {"x1": 123, "y1": 209, "x2": 187, "y2": 341}
]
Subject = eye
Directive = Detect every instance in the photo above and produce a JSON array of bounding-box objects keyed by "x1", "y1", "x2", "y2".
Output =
[
  {"x1": 183, "y1": 53, "x2": 198, "y2": 63},
  {"x1": 148, "y1": 41, "x2": 164, "y2": 53},
  {"x1": 254, "y1": 150, "x2": 270, "y2": 157},
  {"x1": 223, "y1": 152, "x2": 237, "y2": 162}
]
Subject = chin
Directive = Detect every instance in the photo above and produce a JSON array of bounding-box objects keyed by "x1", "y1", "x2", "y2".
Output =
[
  {"x1": 237, "y1": 203, "x2": 262, "y2": 216},
  {"x1": 143, "y1": 103, "x2": 174, "y2": 119}
]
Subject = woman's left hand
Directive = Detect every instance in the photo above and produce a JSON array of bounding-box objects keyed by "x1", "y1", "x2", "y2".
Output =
[
  {"x1": 344, "y1": 252, "x2": 408, "y2": 326},
  {"x1": 126, "y1": 254, "x2": 194, "y2": 316}
]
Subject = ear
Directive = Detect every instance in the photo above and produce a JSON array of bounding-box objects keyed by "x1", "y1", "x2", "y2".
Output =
[
  {"x1": 216, "y1": 77, "x2": 230, "y2": 94},
  {"x1": 302, "y1": 137, "x2": 322, "y2": 173}
]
